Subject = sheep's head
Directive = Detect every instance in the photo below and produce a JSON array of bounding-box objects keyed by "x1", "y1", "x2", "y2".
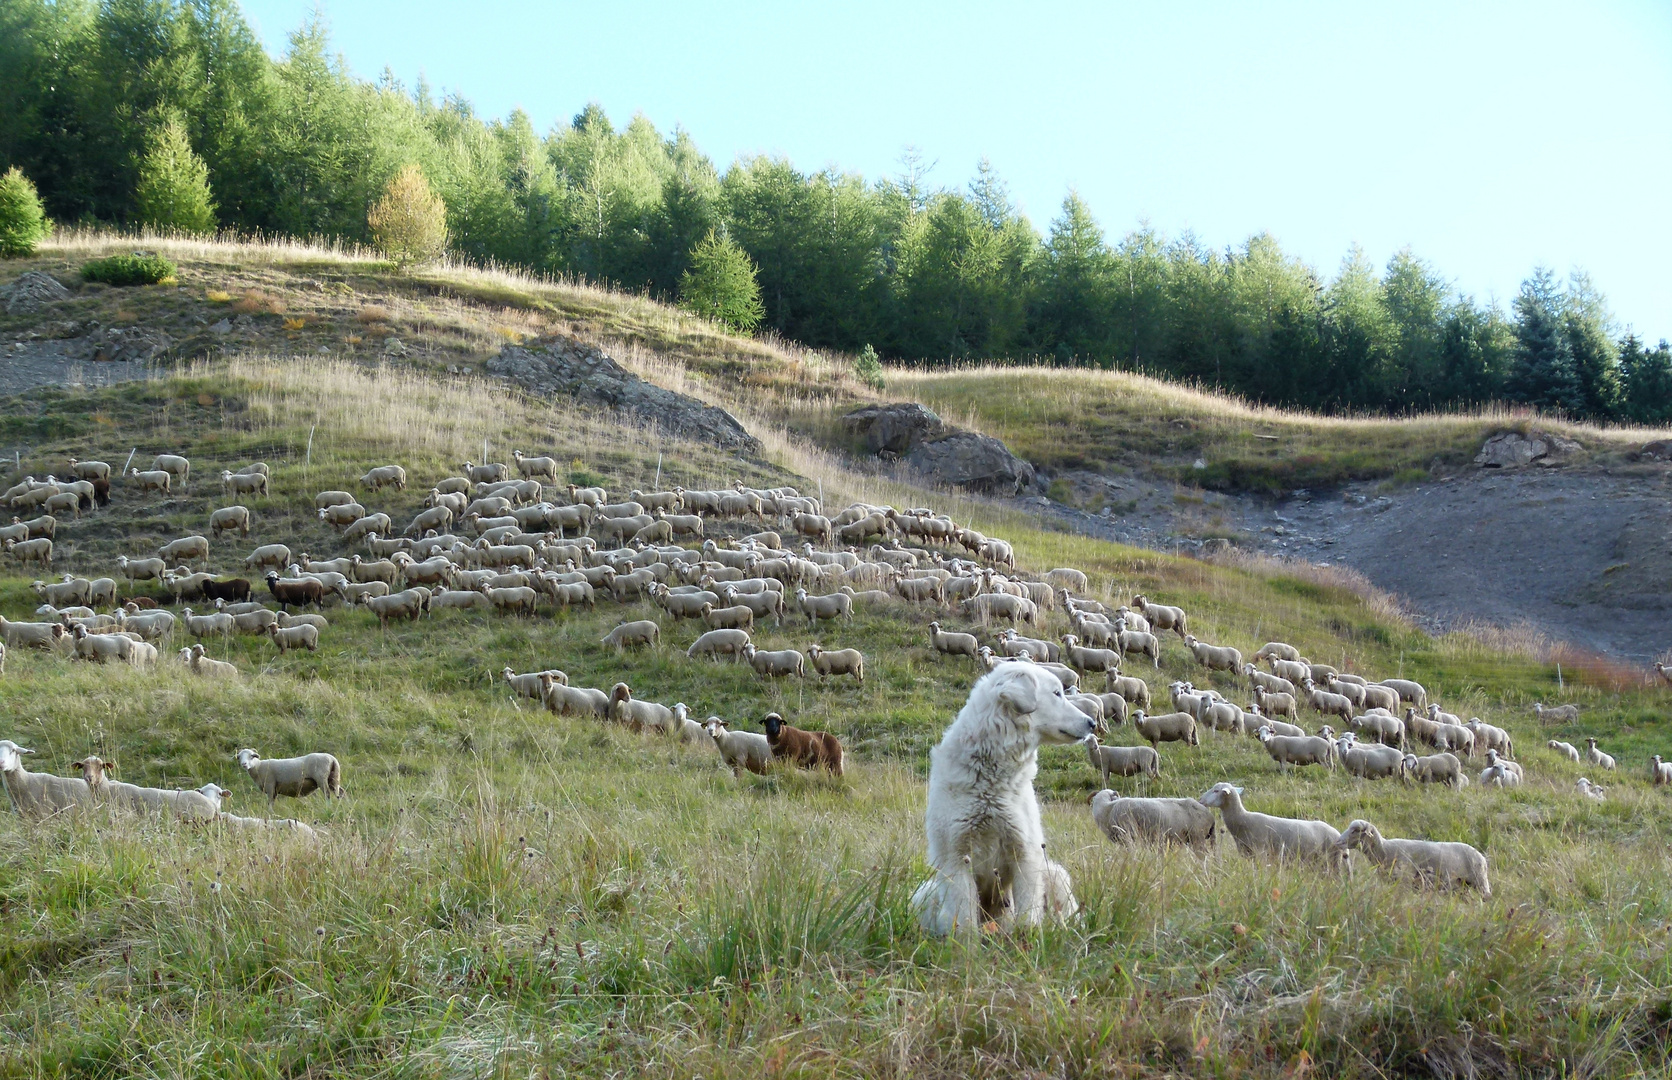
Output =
[
  {"x1": 235, "y1": 748, "x2": 262, "y2": 770},
  {"x1": 1197, "y1": 782, "x2": 1239, "y2": 809},
  {"x1": 763, "y1": 712, "x2": 785, "y2": 739},
  {"x1": 1336, "y1": 819, "x2": 1378, "y2": 850}
]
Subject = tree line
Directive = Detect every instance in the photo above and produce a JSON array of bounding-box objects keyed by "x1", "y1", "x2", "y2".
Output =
[{"x1": 2, "y1": 0, "x2": 1667, "y2": 423}]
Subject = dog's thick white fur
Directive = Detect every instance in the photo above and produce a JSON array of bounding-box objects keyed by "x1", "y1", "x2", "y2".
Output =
[{"x1": 912, "y1": 662, "x2": 1095, "y2": 935}]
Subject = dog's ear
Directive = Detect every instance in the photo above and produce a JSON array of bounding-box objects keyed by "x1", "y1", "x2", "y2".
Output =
[{"x1": 996, "y1": 669, "x2": 1039, "y2": 716}]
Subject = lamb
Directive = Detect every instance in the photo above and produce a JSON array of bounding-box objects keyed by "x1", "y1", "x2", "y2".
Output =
[
  {"x1": 1252, "y1": 641, "x2": 1301, "y2": 663},
  {"x1": 686, "y1": 628, "x2": 751, "y2": 661},
  {"x1": 1532, "y1": 702, "x2": 1581, "y2": 724},
  {"x1": 668, "y1": 703, "x2": 716, "y2": 750},
  {"x1": 1585, "y1": 737, "x2": 1616, "y2": 770},
  {"x1": 1256, "y1": 725, "x2": 1336, "y2": 772},
  {"x1": 704, "y1": 718, "x2": 774, "y2": 777},
  {"x1": 1083, "y1": 735, "x2": 1160, "y2": 783},
  {"x1": 1060, "y1": 634, "x2": 1120, "y2": 673},
  {"x1": 182, "y1": 643, "x2": 238, "y2": 677},
  {"x1": 266, "y1": 622, "x2": 320, "y2": 654},
  {"x1": 609, "y1": 683, "x2": 675, "y2": 733},
  {"x1": 1090, "y1": 789, "x2": 1214, "y2": 851},
  {"x1": 1184, "y1": 634, "x2": 1242, "y2": 672},
  {"x1": 236, "y1": 748, "x2": 343, "y2": 813},
  {"x1": 1576, "y1": 777, "x2": 1607, "y2": 802},
  {"x1": 762, "y1": 712, "x2": 845, "y2": 776},
  {"x1": 1481, "y1": 748, "x2": 1524, "y2": 785},
  {"x1": 1335, "y1": 819, "x2": 1490, "y2": 895},
  {"x1": 1131, "y1": 710, "x2": 1199, "y2": 748},
  {"x1": 0, "y1": 740, "x2": 91, "y2": 818},
  {"x1": 1403, "y1": 752, "x2": 1468, "y2": 789},
  {"x1": 1654, "y1": 755, "x2": 1672, "y2": 786},
  {"x1": 1546, "y1": 739, "x2": 1581, "y2": 762},
  {"x1": 1197, "y1": 783, "x2": 1345, "y2": 870},
  {"x1": 1379, "y1": 678, "x2": 1428, "y2": 711},
  {"x1": 806, "y1": 644, "x2": 864, "y2": 683},
  {"x1": 601, "y1": 620, "x2": 660, "y2": 649},
  {"x1": 741, "y1": 642, "x2": 805, "y2": 678},
  {"x1": 360, "y1": 465, "x2": 408, "y2": 491},
  {"x1": 1465, "y1": 718, "x2": 1514, "y2": 758},
  {"x1": 244, "y1": 544, "x2": 292, "y2": 571},
  {"x1": 1337, "y1": 738, "x2": 1406, "y2": 781},
  {"x1": 1104, "y1": 670, "x2": 1152, "y2": 709},
  {"x1": 794, "y1": 587, "x2": 853, "y2": 625},
  {"x1": 1131, "y1": 594, "x2": 1187, "y2": 638}
]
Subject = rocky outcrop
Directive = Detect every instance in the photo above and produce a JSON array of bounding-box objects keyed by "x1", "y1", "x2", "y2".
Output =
[
  {"x1": 904, "y1": 430, "x2": 1037, "y2": 495},
  {"x1": 1475, "y1": 430, "x2": 1582, "y2": 469},
  {"x1": 86, "y1": 326, "x2": 174, "y2": 363},
  {"x1": 1, "y1": 271, "x2": 71, "y2": 315},
  {"x1": 842, "y1": 402, "x2": 946, "y2": 454},
  {"x1": 487, "y1": 337, "x2": 759, "y2": 453}
]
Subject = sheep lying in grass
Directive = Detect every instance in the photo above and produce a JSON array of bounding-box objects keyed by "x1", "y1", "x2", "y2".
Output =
[
  {"x1": 1532, "y1": 702, "x2": 1580, "y2": 724},
  {"x1": 1480, "y1": 748, "x2": 1524, "y2": 786},
  {"x1": 1546, "y1": 739, "x2": 1581, "y2": 762},
  {"x1": 1089, "y1": 789, "x2": 1213, "y2": 851},
  {"x1": 0, "y1": 739, "x2": 90, "y2": 818},
  {"x1": 1576, "y1": 777, "x2": 1606, "y2": 802},
  {"x1": 1585, "y1": 737, "x2": 1616, "y2": 771},
  {"x1": 1403, "y1": 752, "x2": 1468, "y2": 789},
  {"x1": 180, "y1": 643, "x2": 238, "y2": 678},
  {"x1": 1197, "y1": 783, "x2": 1346, "y2": 870},
  {"x1": 236, "y1": 748, "x2": 343, "y2": 813},
  {"x1": 1083, "y1": 735, "x2": 1159, "y2": 783},
  {"x1": 540, "y1": 672, "x2": 609, "y2": 719},
  {"x1": 1335, "y1": 819, "x2": 1490, "y2": 895},
  {"x1": 704, "y1": 717, "x2": 773, "y2": 777}
]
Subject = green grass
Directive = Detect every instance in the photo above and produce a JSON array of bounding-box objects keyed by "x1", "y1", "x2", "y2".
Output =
[{"x1": 0, "y1": 358, "x2": 1666, "y2": 1077}]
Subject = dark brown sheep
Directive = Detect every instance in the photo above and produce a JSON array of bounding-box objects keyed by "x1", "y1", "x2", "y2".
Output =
[
  {"x1": 202, "y1": 577, "x2": 252, "y2": 604},
  {"x1": 265, "y1": 572, "x2": 322, "y2": 611},
  {"x1": 762, "y1": 712, "x2": 845, "y2": 776}
]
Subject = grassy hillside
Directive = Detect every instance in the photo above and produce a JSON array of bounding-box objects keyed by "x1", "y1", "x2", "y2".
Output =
[{"x1": 0, "y1": 335, "x2": 1665, "y2": 1078}]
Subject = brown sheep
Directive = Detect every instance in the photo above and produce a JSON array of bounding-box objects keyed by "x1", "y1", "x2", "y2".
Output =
[{"x1": 762, "y1": 712, "x2": 844, "y2": 776}]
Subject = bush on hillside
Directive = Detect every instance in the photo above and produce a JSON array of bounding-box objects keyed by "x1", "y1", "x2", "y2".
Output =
[
  {"x1": 855, "y1": 344, "x2": 885, "y2": 390},
  {"x1": 135, "y1": 118, "x2": 217, "y2": 235},
  {"x1": 81, "y1": 253, "x2": 177, "y2": 286},
  {"x1": 679, "y1": 230, "x2": 764, "y2": 333},
  {"x1": 0, "y1": 167, "x2": 50, "y2": 257},
  {"x1": 368, "y1": 164, "x2": 448, "y2": 266}
]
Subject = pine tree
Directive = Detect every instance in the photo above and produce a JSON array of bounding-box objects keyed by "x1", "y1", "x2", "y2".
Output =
[
  {"x1": 368, "y1": 163, "x2": 448, "y2": 265},
  {"x1": 678, "y1": 230, "x2": 764, "y2": 332},
  {"x1": 134, "y1": 117, "x2": 217, "y2": 234},
  {"x1": 1563, "y1": 272, "x2": 1622, "y2": 420},
  {"x1": 0, "y1": 166, "x2": 50, "y2": 257},
  {"x1": 1506, "y1": 268, "x2": 1581, "y2": 414},
  {"x1": 1619, "y1": 333, "x2": 1672, "y2": 424}
]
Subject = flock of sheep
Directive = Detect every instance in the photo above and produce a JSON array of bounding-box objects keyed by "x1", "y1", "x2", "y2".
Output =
[{"x1": 0, "y1": 446, "x2": 1657, "y2": 903}]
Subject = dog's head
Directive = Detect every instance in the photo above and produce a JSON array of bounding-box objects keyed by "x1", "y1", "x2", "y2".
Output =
[{"x1": 986, "y1": 663, "x2": 1095, "y2": 746}]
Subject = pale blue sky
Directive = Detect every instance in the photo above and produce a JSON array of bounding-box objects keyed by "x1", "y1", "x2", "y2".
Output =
[{"x1": 240, "y1": 0, "x2": 1670, "y2": 337}]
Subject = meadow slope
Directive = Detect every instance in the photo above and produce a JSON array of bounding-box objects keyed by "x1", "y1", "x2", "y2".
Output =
[{"x1": 0, "y1": 346, "x2": 1665, "y2": 1079}]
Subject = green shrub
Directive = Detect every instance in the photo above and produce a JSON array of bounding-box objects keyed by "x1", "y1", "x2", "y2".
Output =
[
  {"x1": 81, "y1": 253, "x2": 177, "y2": 287},
  {"x1": 854, "y1": 343, "x2": 885, "y2": 390},
  {"x1": 0, "y1": 166, "x2": 50, "y2": 257},
  {"x1": 134, "y1": 118, "x2": 217, "y2": 235}
]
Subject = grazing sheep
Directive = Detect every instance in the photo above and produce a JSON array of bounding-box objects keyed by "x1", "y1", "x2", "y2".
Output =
[
  {"x1": 806, "y1": 644, "x2": 864, "y2": 683},
  {"x1": 5, "y1": 536, "x2": 52, "y2": 567},
  {"x1": 266, "y1": 622, "x2": 320, "y2": 654},
  {"x1": 1083, "y1": 735, "x2": 1160, "y2": 783},
  {"x1": 0, "y1": 616, "x2": 64, "y2": 652},
  {"x1": 358, "y1": 588, "x2": 426, "y2": 626},
  {"x1": 1379, "y1": 678, "x2": 1428, "y2": 711},
  {"x1": 1546, "y1": 739, "x2": 1581, "y2": 762},
  {"x1": 1337, "y1": 738, "x2": 1406, "y2": 781},
  {"x1": 686, "y1": 628, "x2": 751, "y2": 661},
  {"x1": 762, "y1": 712, "x2": 845, "y2": 776},
  {"x1": 705, "y1": 718, "x2": 774, "y2": 777},
  {"x1": 1104, "y1": 670, "x2": 1152, "y2": 709},
  {"x1": 1532, "y1": 702, "x2": 1581, "y2": 724},
  {"x1": 220, "y1": 469, "x2": 268, "y2": 498},
  {"x1": 209, "y1": 505, "x2": 252, "y2": 538},
  {"x1": 1465, "y1": 718, "x2": 1513, "y2": 759},
  {"x1": 1252, "y1": 685, "x2": 1298, "y2": 720},
  {"x1": 609, "y1": 683, "x2": 675, "y2": 733},
  {"x1": 67, "y1": 457, "x2": 111, "y2": 481},
  {"x1": 1576, "y1": 776, "x2": 1607, "y2": 802},
  {"x1": 601, "y1": 620, "x2": 660, "y2": 649},
  {"x1": 741, "y1": 642, "x2": 805, "y2": 678},
  {"x1": 1090, "y1": 789, "x2": 1214, "y2": 851},
  {"x1": 1197, "y1": 783, "x2": 1346, "y2": 870},
  {"x1": 1585, "y1": 737, "x2": 1616, "y2": 771},
  {"x1": 1131, "y1": 710, "x2": 1199, "y2": 748},
  {"x1": 1252, "y1": 641, "x2": 1301, "y2": 663},
  {"x1": 151, "y1": 454, "x2": 190, "y2": 484},
  {"x1": 1335, "y1": 819, "x2": 1490, "y2": 895},
  {"x1": 0, "y1": 740, "x2": 91, "y2": 818},
  {"x1": 794, "y1": 587, "x2": 852, "y2": 625},
  {"x1": 1403, "y1": 752, "x2": 1468, "y2": 789},
  {"x1": 1350, "y1": 708, "x2": 1406, "y2": 750},
  {"x1": 1184, "y1": 634, "x2": 1242, "y2": 672},
  {"x1": 235, "y1": 748, "x2": 343, "y2": 813},
  {"x1": 360, "y1": 465, "x2": 408, "y2": 491},
  {"x1": 1131, "y1": 594, "x2": 1187, "y2": 639},
  {"x1": 244, "y1": 544, "x2": 292, "y2": 571},
  {"x1": 697, "y1": 602, "x2": 754, "y2": 633},
  {"x1": 265, "y1": 572, "x2": 322, "y2": 612},
  {"x1": 1244, "y1": 663, "x2": 1297, "y2": 697},
  {"x1": 1256, "y1": 725, "x2": 1336, "y2": 772},
  {"x1": 1301, "y1": 678, "x2": 1355, "y2": 723},
  {"x1": 33, "y1": 577, "x2": 89, "y2": 608}
]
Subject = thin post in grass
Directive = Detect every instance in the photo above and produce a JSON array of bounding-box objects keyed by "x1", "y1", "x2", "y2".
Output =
[
  {"x1": 121, "y1": 447, "x2": 136, "y2": 477},
  {"x1": 304, "y1": 424, "x2": 315, "y2": 477},
  {"x1": 1557, "y1": 663, "x2": 1564, "y2": 691},
  {"x1": 654, "y1": 452, "x2": 661, "y2": 491}
]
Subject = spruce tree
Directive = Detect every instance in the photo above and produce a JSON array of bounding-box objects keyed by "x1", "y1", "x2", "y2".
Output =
[
  {"x1": 678, "y1": 230, "x2": 764, "y2": 332},
  {"x1": 1620, "y1": 333, "x2": 1672, "y2": 424},
  {"x1": 134, "y1": 118, "x2": 217, "y2": 234},
  {"x1": 1506, "y1": 269, "x2": 1581, "y2": 414},
  {"x1": 0, "y1": 167, "x2": 51, "y2": 257}
]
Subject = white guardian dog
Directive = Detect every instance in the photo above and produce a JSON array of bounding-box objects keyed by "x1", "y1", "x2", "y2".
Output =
[{"x1": 912, "y1": 662, "x2": 1095, "y2": 935}]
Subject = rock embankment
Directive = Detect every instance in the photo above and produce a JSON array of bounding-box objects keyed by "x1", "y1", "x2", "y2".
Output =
[{"x1": 842, "y1": 402, "x2": 1037, "y2": 495}]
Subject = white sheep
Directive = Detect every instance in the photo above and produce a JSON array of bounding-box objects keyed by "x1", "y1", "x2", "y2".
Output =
[
  {"x1": 1060, "y1": 634, "x2": 1120, "y2": 673},
  {"x1": 928, "y1": 620, "x2": 980, "y2": 661},
  {"x1": 1335, "y1": 819, "x2": 1490, "y2": 895},
  {"x1": 0, "y1": 739, "x2": 90, "y2": 818},
  {"x1": 1256, "y1": 725, "x2": 1335, "y2": 772},
  {"x1": 1089, "y1": 789, "x2": 1214, "y2": 851},
  {"x1": 1083, "y1": 735, "x2": 1159, "y2": 783},
  {"x1": 1378, "y1": 678, "x2": 1428, "y2": 711},
  {"x1": 794, "y1": 587, "x2": 853, "y2": 625},
  {"x1": 704, "y1": 717, "x2": 773, "y2": 776},
  {"x1": 1103, "y1": 670, "x2": 1152, "y2": 709},
  {"x1": 1183, "y1": 634, "x2": 1242, "y2": 672},
  {"x1": 671, "y1": 704, "x2": 717, "y2": 750},
  {"x1": 1653, "y1": 755, "x2": 1672, "y2": 786},
  {"x1": 600, "y1": 620, "x2": 659, "y2": 649},
  {"x1": 1403, "y1": 752, "x2": 1468, "y2": 789},
  {"x1": 1584, "y1": 737, "x2": 1616, "y2": 770},
  {"x1": 235, "y1": 748, "x2": 344, "y2": 813},
  {"x1": 1532, "y1": 702, "x2": 1581, "y2": 724},
  {"x1": 183, "y1": 643, "x2": 238, "y2": 677},
  {"x1": 1252, "y1": 641, "x2": 1301, "y2": 663},
  {"x1": 1131, "y1": 710, "x2": 1199, "y2": 748},
  {"x1": 807, "y1": 644, "x2": 864, "y2": 683},
  {"x1": 1197, "y1": 783, "x2": 1346, "y2": 870},
  {"x1": 1576, "y1": 777, "x2": 1606, "y2": 802},
  {"x1": 1131, "y1": 594, "x2": 1188, "y2": 639},
  {"x1": 1465, "y1": 718, "x2": 1513, "y2": 758},
  {"x1": 1337, "y1": 736, "x2": 1405, "y2": 781},
  {"x1": 1546, "y1": 739, "x2": 1581, "y2": 762}
]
